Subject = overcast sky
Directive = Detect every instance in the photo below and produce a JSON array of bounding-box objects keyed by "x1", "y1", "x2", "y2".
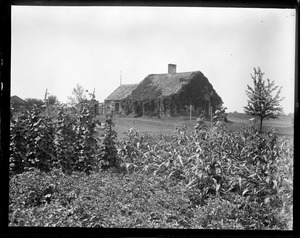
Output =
[{"x1": 11, "y1": 6, "x2": 295, "y2": 113}]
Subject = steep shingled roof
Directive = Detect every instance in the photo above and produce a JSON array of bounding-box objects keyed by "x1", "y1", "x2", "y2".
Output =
[
  {"x1": 148, "y1": 71, "x2": 196, "y2": 96},
  {"x1": 131, "y1": 71, "x2": 208, "y2": 101},
  {"x1": 105, "y1": 84, "x2": 138, "y2": 101}
]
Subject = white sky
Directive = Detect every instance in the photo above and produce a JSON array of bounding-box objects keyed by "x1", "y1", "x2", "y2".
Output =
[{"x1": 11, "y1": 6, "x2": 295, "y2": 113}]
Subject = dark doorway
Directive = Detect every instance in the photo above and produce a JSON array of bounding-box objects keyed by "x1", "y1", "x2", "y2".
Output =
[{"x1": 115, "y1": 102, "x2": 119, "y2": 112}]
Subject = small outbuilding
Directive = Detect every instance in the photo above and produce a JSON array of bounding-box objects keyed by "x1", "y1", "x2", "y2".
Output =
[
  {"x1": 10, "y1": 95, "x2": 27, "y2": 111},
  {"x1": 104, "y1": 84, "x2": 138, "y2": 115},
  {"x1": 77, "y1": 99, "x2": 100, "y2": 116}
]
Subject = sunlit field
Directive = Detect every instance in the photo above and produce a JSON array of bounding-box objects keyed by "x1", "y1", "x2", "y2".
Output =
[{"x1": 95, "y1": 113, "x2": 293, "y2": 139}]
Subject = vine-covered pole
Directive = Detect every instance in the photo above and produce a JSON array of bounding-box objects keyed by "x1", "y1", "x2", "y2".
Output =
[
  {"x1": 44, "y1": 88, "x2": 49, "y2": 116},
  {"x1": 86, "y1": 88, "x2": 96, "y2": 118}
]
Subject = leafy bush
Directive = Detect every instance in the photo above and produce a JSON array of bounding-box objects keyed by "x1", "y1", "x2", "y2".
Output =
[
  {"x1": 9, "y1": 169, "x2": 192, "y2": 228},
  {"x1": 99, "y1": 116, "x2": 120, "y2": 170},
  {"x1": 10, "y1": 106, "x2": 56, "y2": 173},
  {"x1": 10, "y1": 105, "x2": 119, "y2": 175},
  {"x1": 71, "y1": 108, "x2": 102, "y2": 174},
  {"x1": 54, "y1": 108, "x2": 78, "y2": 174},
  {"x1": 116, "y1": 119, "x2": 293, "y2": 229}
]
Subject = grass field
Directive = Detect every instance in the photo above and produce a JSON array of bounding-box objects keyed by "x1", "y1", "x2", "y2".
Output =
[{"x1": 95, "y1": 113, "x2": 294, "y2": 139}]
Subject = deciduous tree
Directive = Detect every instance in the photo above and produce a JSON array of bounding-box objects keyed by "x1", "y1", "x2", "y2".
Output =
[
  {"x1": 67, "y1": 84, "x2": 87, "y2": 107},
  {"x1": 47, "y1": 95, "x2": 59, "y2": 105},
  {"x1": 244, "y1": 67, "x2": 284, "y2": 132}
]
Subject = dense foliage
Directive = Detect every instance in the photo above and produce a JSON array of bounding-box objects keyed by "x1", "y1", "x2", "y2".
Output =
[
  {"x1": 24, "y1": 98, "x2": 45, "y2": 111},
  {"x1": 10, "y1": 106, "x2": 119, "y2": 175},
  {"x1": 9, "y1": 108, "x2": 293, "y2": 229},
  {"x1": 10, "y1": 106, "x2": 56, "y2": 173}
]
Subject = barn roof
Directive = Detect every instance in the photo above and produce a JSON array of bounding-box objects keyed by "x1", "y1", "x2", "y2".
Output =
[
  {"x1": 131, "y1": 71, "x2": 209, "y2": 100},
  {"x1": 11, "y1": 95, "x2": 27, "y2": 105},
  {"x1": 105, "y1": 84, "x2": 138, "y2": 101}
]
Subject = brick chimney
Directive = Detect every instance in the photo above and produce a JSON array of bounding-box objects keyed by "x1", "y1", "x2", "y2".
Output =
[{"x1": 168, "y1": 64, "x2": 176, "y2": 74}]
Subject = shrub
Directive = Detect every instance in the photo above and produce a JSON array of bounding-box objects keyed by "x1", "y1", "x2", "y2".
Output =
[
  {"x1": 10, "y1": 106, "x2": 56, "y2": 174},
  {"x1": 10, "y1": 105, "x2": 104, "y2": 175},
  {"x1": 99, "y1": 116, "x2": 120, "y2": 170},
  {"x1": 54, "y1": 108, "x2": 78, "y2": 174},
  {"x1": 71, "y1": 108, "x2": 101, "y2": 174}
]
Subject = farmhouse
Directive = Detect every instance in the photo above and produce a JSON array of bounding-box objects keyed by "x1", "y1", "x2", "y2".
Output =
[
  {"x1": 104, "y1": 84, "x2": 138, "y2": 114},
  {"x1": 120, "y1": 64, "x2": 223, "y2": 118}
]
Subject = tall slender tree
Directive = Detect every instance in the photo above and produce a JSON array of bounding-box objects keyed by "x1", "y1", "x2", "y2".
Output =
[
  {"x1": 67, "y1": 84, "x2": 87, "y2": 107},
  {"x1": 244, "y1": 67, "x2": 284, "y2": 132},
  {"x1": 47, "y1": 95, "x2": 59, "y2": 105}
]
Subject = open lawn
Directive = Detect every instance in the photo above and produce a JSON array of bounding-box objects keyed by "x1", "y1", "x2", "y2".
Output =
[{"x1": 95, "y1": 114, "x2": 294, "y2": 139}]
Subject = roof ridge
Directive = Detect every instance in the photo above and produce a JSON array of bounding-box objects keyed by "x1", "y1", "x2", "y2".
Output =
[
  {"x1": 105, "y1": 83, "x2": 138, "y2": 101},
  {"x1": 149, "y1": 70, "x2": 200, "y2": 76},
  {"x1": 120, "y1": 83, "x2": 138, "y2": 86}
]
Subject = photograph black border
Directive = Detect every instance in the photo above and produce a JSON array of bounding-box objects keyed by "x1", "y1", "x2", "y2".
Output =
[{"x1": 0, "y1": 0, "x2": 298, "y2": 237}]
